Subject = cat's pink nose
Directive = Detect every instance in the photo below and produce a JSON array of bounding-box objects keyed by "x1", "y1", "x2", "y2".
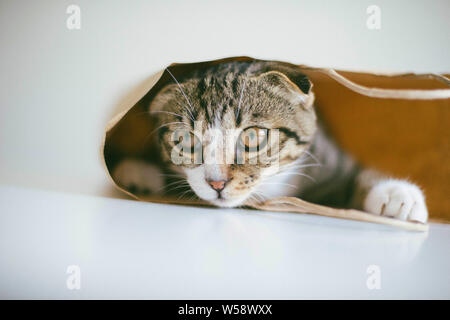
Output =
[{"x1": 207, "y1": 180, "x2": 227, "y2": 191}]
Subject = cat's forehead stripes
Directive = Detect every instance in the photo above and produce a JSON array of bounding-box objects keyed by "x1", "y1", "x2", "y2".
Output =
[{"x1": 194, "y1": 73, "x2": 242, "y2": 126}]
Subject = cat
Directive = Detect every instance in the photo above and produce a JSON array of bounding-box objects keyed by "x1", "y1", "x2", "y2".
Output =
[{"x1": 113, "y1": 61, "x2": 428, "y2": 223}]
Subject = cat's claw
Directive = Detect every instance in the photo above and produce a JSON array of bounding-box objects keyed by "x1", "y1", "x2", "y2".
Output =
[{"x1": 363, "y1": 180, "x2": 428, "y2": 223}]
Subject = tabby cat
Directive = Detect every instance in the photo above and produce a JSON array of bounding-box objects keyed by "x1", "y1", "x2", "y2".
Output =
[{"x1": 113, "y1": 61, "x2": 428, "y2": 223}]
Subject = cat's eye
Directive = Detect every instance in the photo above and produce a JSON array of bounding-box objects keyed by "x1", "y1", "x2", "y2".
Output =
[
  {"x1": 169, "y1": 129, "x2": 203, "y2": 166},
  {"x1": 179, "y1": 131, "x2": 200, "y2": 150},
  {"x1": 239, "y1": 127, "x2": 268, "y2": 152}
]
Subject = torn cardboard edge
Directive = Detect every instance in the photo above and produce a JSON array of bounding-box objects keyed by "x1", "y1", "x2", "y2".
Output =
[{"x1": 102, "y1": 56, "x2": 450, "y2": 232}]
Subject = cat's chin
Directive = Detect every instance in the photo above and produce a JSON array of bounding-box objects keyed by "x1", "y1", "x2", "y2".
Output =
[{"x1": 207, "y1": 197, "x2": 248, "y2": 208}]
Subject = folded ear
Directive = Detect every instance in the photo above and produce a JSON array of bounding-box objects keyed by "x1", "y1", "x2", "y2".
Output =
[
  {"x1": 258, "y1": 61, "x2": 313, "y2": 95},
  {"x1": 254, "y1": 70, "x2": 314, "y2": 108}
]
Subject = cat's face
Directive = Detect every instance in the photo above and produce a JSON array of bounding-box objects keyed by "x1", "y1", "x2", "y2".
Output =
[{"x1": 150, "y1": 63, "x2": 316, "y2": 207}]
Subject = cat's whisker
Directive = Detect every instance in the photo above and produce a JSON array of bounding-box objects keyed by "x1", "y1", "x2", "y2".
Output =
[
  {"x1": 285, "y1": 155, "x2": 318, "y2": 167},
  {"x1": 158, "y1": 183, "x2": 189, "y2": 193},
  {"x1": 279, "y1": 163, "x2": 322, "y2": 171},
  {"x1": 303, "y1": 150, "x2": 322, "y2": 166},
  {"x1": 187, "y1": 193, "x2": 198, "y2": 202},
  {"x1": 260, "y1": 182, "x2": 299, "y2": 190},
  {"x1": 157, "y1": 172, "x2": 187, "y2": 181},
  {"x1": 163, "y1": 181, "x2": 189, "y2": 191},
  {"x1": 157, "y1": 173, "x2": 184, "y2": 178},
  {"x1": 165, "y1": 68, "x2": 195, "y2": 121},
  {"x1": 245, "y1": 193, "x2": 257, "y2": 205},
  {"x1": 254, "y1": 190, "x2": 268, "y2": 200},
  {"x1": 152, "y1": 121, "x2": 188, "y2": 133},
  {"x1": 160, "y1": 179, "x2": 189, "y2": 190},
  {"x1": 265, "y1": 167, "x2": 317, "y2": 183},
  {"x1": 142, "y1": 121, "x2": 189, "y2": 145},
  {"x1": 287, "y1": 172, "x2": 316, "y2": 183},
  {"x1": 177, "y1": 188, "x2": 195, "y2": 201},
  {"x1": 250, "y1": 190, "x2": 268, "y2": 203},
  {"x1": 156, "y1": 175, "x2": 189, "y2": 190},
  {"x1": 278, "y1": 161, "x2": 306, "y2": 171},
  {"x1": 247, "y1": 195, "x2": 258, "y2": 205},
  {"x1": 150, "y1": 110, "x2": 185, "y2": 119},
  {"x1": 176, "y1": 188, "x2": 189, "y2": 199},
  {"x1": 128, "y1": 110, "x2": 185, "y2": 121}
]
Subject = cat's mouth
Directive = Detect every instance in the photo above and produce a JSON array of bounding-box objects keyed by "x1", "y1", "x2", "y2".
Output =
[{"x1": 183, "y1": 167, "x2": 255, "y2": 208}]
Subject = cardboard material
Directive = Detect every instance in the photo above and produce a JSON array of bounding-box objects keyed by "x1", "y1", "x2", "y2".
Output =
[{"x1": 102, "y1": 57, "x2": 450, "y2": 231}]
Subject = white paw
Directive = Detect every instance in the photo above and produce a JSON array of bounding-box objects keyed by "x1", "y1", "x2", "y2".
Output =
[
  {"x1": 364, "y1": 180, "x2": 428, "y2": 223},
  {"x1": 112, "y1": 159, "x2": 164, "y2": 195}
]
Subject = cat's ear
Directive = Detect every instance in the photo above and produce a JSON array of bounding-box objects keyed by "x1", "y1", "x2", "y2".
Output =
[
  {"x1": 254, "y1": 70, "x2": 314, "y2": 108},
  {"x1": 257, "y1": 61, "x2": 313, "y2": 94}
]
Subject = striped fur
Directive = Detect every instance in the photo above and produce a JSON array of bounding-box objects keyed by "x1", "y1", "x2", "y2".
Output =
[{"x1": 114, "y1": 61, "x2": 428, "y2": 223}]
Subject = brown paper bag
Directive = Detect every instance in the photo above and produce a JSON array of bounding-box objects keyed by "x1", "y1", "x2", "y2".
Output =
[{"x1": 102, "y1": 57, "x2": 450, "y2": 232}]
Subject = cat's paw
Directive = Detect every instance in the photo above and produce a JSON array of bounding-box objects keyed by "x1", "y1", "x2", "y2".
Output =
[
  {"x1": 363, "y1": 180, "x2": 428, "y2": 223},
  {"x1": 112, "y1": 159, "x2": 164, "y2": 196}
]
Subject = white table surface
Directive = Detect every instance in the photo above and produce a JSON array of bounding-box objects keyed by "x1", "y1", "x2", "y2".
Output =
[{"x1": 0, "y1": 184, "x2": 448, "y2": 299}]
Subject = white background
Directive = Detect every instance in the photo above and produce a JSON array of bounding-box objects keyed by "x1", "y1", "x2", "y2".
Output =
[{"x1": 0, "y1": 0, "x2": 449, "y2": 197}]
